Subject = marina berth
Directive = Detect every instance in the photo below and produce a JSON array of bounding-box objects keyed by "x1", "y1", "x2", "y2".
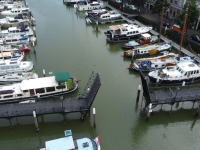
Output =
[
  {"x1": 0, "y1": 34, "x2": 29, "y2": 45},
  {"x1": 105, "y1": 24, "x2": 153, "y2": 42},
  {"x1": 148, "y1": 58, "x2": 200, "y2": 85},
  {"x1": 0, "y1": 44, "x2": 30, "y2": 52},
  {"x1": 1, "y1": 25, "x2": 34, "y2": 37},
  {"x1": 122, "y1": 33, "x2": 158, "y2": 49},
  {"x1": 35, "y1": 130, "x2": 100, "y2": 150},
  {"x1": 123, "y1": 43, "x2": 171, "y2": 58},
  {"x1": 85, "y1": 10, "x2": 121, "y2": 24},
  {"x1": 0, "y1": 15, "x2": 30, "y2": 27},
  {"x1": 0, "y1": 7, "x2": 29, "y2": 16},
  {"x1": 0, "y1": 51, "x2": 24, "y2": 62},
  {"x1": 0, "y1": 72, "x2": 78, "y2": 103},
  {"x1": 74, "y1": 1, "x2": 108, "y2": 12},
  {"x1": 0, "y1": 72, "x2": 38, "y2": 84},
  {"x1": 85, "y1": 8, "x2": 107, "y2": 16}
]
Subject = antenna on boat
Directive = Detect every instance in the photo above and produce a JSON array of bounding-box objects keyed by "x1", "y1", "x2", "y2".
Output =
[{"x1": 178, "y1": 7, "x2": 188, "y2": 60}]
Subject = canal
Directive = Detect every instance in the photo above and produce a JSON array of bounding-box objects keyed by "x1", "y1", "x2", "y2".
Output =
[{"x1": 0, "y1": 0, "x2": 200, "y2": 149}]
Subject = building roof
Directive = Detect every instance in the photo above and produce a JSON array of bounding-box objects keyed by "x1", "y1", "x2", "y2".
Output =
[
  {"x1": 55, "y1": 72, "x2": 69, "y2": 82},
  {"x1": 20, "y1": 76, "x2": 58, "y2": 90},
  {"x1": 45, "y1": 136, "x2": 75, "y2": 150}
]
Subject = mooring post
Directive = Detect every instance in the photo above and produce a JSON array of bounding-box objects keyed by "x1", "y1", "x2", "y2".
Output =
[
  {"x1": 146, "y1": 103, "x2": 152, "y2": 121},
  {"x1": 195, "y1": 104, "x2": 200, "y2": 117},
  {"x1": 32, "y1": 42, "x2": 36, "y2": 53},
  {"x1": 33, "y1": 111, "x2": 39, "y2": 131},
  {"x1": 156, "y1": 78, "x2": 159, "y2": 87},
  {"x1": 33, "y1": 26, "x2": 36, "y2": 37},
  {"x1": 93, "y1": 108, "x2": 96, "y2": 129},
  {"x1": 96, "y1": 21, "x2": 98, "y2": 32},
  {"x1": 136, "y1": 85, "x2": 141, "y2": 103},
  {"x1": 43, "y1": 69, "x2": 45, "y2": 77},
  {"x1": 182, "y1": 81, "x2": 185, "y2": 90},
  {"x1": 112, "y1": 32, "x2": 114, "y2": 43},
  {"x1": 37, "y1": 93, "x2": 40, "y2": 101}
]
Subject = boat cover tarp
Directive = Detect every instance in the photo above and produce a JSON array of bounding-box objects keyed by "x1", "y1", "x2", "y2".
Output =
[{"x1": 55, "y1": 72, "x2": 69, "y2": 82}]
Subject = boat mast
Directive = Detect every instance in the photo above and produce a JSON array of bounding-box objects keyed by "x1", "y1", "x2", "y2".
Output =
[
  {"x1": 178, "y1": 8, "x2": 188, "y2": 59},
  {"x1": 158, "y1": 6, "x2": 164, "y2": 44}
]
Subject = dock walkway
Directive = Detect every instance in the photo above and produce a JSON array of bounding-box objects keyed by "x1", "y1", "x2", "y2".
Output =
[{"x1": 0, "y1": 73, "x2": 101, "y2": 121}]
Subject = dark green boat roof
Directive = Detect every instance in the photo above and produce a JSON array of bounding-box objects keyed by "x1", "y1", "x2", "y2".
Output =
[{"x1": 55, "y1": 72, "x2": 70, "y2": 82}]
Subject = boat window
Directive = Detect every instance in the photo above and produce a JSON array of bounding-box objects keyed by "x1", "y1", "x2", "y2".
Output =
[
  {"x1": 6, "y1": 66, "x2": 10, "y2": 69},
  {"x1": 191, "y1": 71, "x2": 193, "y2": 75},
  {"x1": 133, "y1": 31, "x2": 135, "y2": 34},
  {"x1": 1, "y1": 66, "x2": 5, "y2": 70},
  {"x1": 127, "y1": 32, "x2": 129, "y2": 35},
  {"x1": 141, "y1": 51, "x2": 143, "y2": 53},
  {"x1": 4, "y1": 95, "x2": 13, "y2": 98},
  {"x1": 15, "y1": 11, "x2": 17, "y2": 13},
  {"x1": 16, "y1": 30, "x2": 19, "y2": 33},
  {"x1": 23, "y1": 90, "x2": 28, "y2": 92},
  {"x1": 46, "y1": 87, "x2": 55, "y2": 92},
  {"x1": 36, "y1": 88, "x2": 45, "y2": 94},
  {"x1": 6, "y1": 40, "x2": 11, "y2": 42},
  {"x1": 144, "y1": 51, "x2": 146, "y2": 53},
  {"x1": 12, "y1": 39, "x2": 18, "y2": 42},
  {"x1": 136, "y1": 31, "x2": 139, "y2": 33},
  {"x1": 155, "y1": 65, "x2": 158, "y2": 68},
  {"x1": 16, "y1": 94, "x2": 23, "y2": 97},
  {"x1": 181, "y1": 70, "x2": 184, "y2": 74},
  {"x1": 176, "y1": 67, "x2": 179, "y2": 70},
  {"x1": 184, "y1": 72, "x2": 187, "y2": 76},
  {"x1": 197, "y1": 70, "x2": 199, "y2": 74},
  {"x1": 18, "y1": 11, "x2": 20, "y2": 13},
  {"x1": 15, "y1": 65, "x2": 19, "y2": 68},
  {"x1": 194, "y1": 70, "x2": 196, "y2": 74},
  {"x1": 130, "y1": 32, "x2": 132, "y2": 34}
]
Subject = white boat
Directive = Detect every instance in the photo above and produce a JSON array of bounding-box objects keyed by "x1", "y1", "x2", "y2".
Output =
[
  {"x1": 0, "y1": 34, "x2": 29, "y2": 45},
  {"x1": 85, "y1": 8, "x2": 107, "y2": 16},
  {"x1": 0, "y1": 2, "x2": 23, "y2": 10},
  {"x1": 0, "y1": 14, "x2": 30, "y2": 26},
  {"x1": 66, "y1": 0, "x2": 87, "y2": 5},
  {"x1": 148, "y1": 58, "x2": 200, "y2": 85},
  {"x1": 0, "y1": 7, "x2": 29, "y2": 16},
  {"x1": 0, "y1": 51, "x2": 24, "y2": 61},
  {"x1": 86, "y1": 10, "x2": 121, "y2": 24},
  {"x1": 0, "y1": 72, "x2": 38, "y2": 84},
  {"x1": 0, "y1": 72, "x2": 78, "y2": 103},
  {"x1": 35, "y1": 130, "x2": 100, "y2": 150},
  {"x1": 105, "y1": 24, "x2": 153, "y2": 42},
  {"x1": 123, "y1": 43, "x2": 172, "y2": 58},
  {"x1": 1, "y1": 44, "x2": 30, "y2": 52},
  {"x1": 1, "y1": 25, "x2": 34, "y2": 37},
  {"x1": 74, "y1": 1, "x2": 107, "y2": 12}
]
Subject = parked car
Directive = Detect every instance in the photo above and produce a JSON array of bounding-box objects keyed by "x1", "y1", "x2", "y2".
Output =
[
  {"x1": 163, "y1": 21, "x2": 170, "y2": 28},
  {"x1": 128, "y1": 5, "x2": 137, "y2": 10},
  {"x1": 172, "y1": 24, "x2": 183, "y2": 34},
  {"x1": 190, "y1": 34, "x2": 200, "y2": 43},
  {"x1": 116, "y1": 0, "x2": 122, "y2": 3}
]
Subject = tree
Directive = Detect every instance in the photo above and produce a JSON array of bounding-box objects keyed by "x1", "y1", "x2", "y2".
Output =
[
  {"x1": 151, "y1": 0, "x2": 171, "y2": 21},
  {"x1": 131, "y1": 0, "x2": 147, "y2": 8},
  {"x1": 176, "y1": 0, "x2": 200, "y2": 30}
]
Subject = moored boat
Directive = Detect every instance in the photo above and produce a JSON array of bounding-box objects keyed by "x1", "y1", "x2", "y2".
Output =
[
  {"x1": 1, "y1": 44, "x2": 30, "y2": 52},
  {"x1": 0, "y1": 72, "x2": 38, "y2": 84},
  {"x1": 122, "y1": 33, "x2": 158, "y2": 49},
  {"x1": 86, "y1": 10, "x2": 121, "y2": 24},
  {"x1": 123, "y1": 43, "x2": 171, "y2": 58},
  {"x1": 0, "y1": 7, "x2": 29, "y2": 16},
  {"x1": 74, "y1": 1, "x2": 107, "y2": 12},
  {"x1": 85, "y1": 8, "x2": 107, "y2": 16},
  {"x1": 34, "y1": 130, "x2": 100, "y2": 150},
  {"x1": 0, "y1": 34, "x2": 29, "y2": 45},
  {"x1": 148, "y1": 59, "x2": 200, "y2": 85},
  {"x1": 0, "y1": 72, "x2": 78, "y2": 103},
  {"x1": 105, "y1": 24, "x2": 153, "y2": 42}
]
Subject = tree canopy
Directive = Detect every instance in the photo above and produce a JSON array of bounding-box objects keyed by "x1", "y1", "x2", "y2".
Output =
[
  {"x1": 131, "y1": 0, "x2": 147, "y2": 8},
  {"x1": 176, "y1": 0, "x2": 200, "y2": 30},
  {"x1": 151, "y1": 0, "x2": 171, "y2": 18}
]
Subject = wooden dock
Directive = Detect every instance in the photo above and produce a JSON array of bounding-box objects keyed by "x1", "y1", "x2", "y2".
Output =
[{"x1": 0, "y1": 72, "x2": 101, "y2": 125}]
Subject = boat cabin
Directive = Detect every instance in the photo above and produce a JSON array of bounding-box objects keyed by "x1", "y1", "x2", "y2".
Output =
[
  {"x1": 0, "y1": 52, "x2": 12, "y2": 60},
  {"x1": 136, "y1": 34, "x2": 151, "y2": 45},
  {"x1": 176, "y1": 63, "x2": 200, "y2": 77}
]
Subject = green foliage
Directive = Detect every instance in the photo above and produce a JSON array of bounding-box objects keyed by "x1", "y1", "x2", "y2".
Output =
[
  {"x1": 151, "y1": 0, "x2": 171, "y2": 15},
  {"x1": 131, "y1": 0, "x2": 147, "y2": 7},
  {"x1": 176, "y1": 0, "x2": 200, "y2": 30}
]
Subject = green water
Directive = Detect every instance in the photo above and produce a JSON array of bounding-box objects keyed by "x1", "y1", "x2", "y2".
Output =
[{"x1": 0, "y1": 0, "x2": 200, "y2": 150}]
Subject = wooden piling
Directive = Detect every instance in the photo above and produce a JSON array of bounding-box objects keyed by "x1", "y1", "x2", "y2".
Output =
[
  {"x1": 33, "y1": 111, "x2": 39, "y2": 131},
  {"x1": 93, "y1": 108, "x2": 96, "y2": 129},
  {"x1": 43, "y1": 69, "x2": 45, "y2": 77},
  {"x1": 96, "y1": 21, "x2": 98, "y2": 31},
  {"x1": 136, "y1": 85, "x2": 141, "y2": 102}
]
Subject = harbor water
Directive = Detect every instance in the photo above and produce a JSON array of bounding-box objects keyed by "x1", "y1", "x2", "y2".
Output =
[{"x1": 0, "y1": 0, "x2": 200, "y2": 149}]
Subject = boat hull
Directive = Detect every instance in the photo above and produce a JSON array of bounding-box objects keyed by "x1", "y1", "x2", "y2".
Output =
[{"x1": 148, "y1": 75, "x2": 200, "y2": 85}]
